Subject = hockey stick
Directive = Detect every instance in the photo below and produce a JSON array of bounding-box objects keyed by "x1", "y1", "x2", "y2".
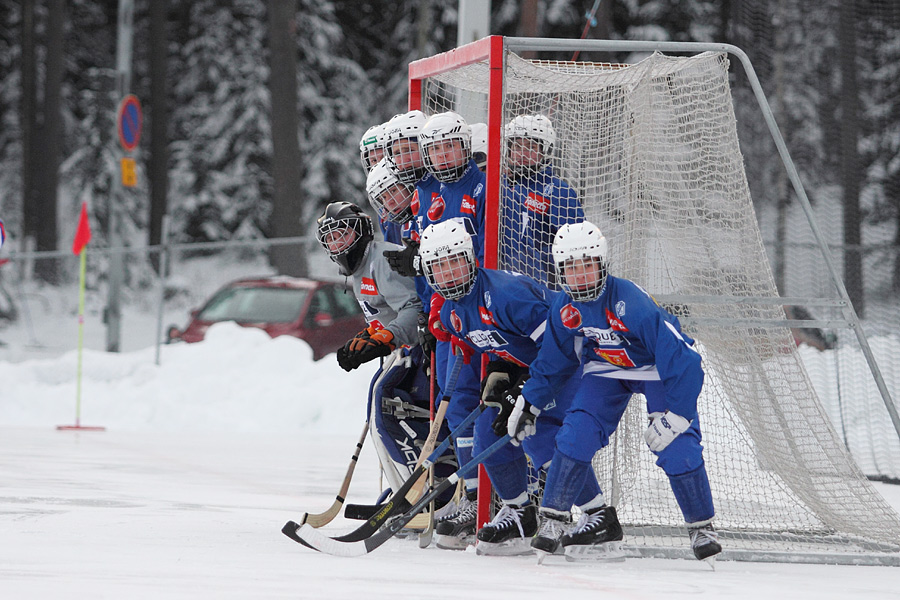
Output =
[
  {"x1": 418, "y1": 349, "x2": 438, "y2": 548},
  {"x1": 282, "y1": 394, "x2": 481, "y2": 546},
  {"x1": 343, "y1": 351, "x2": 465, "y2": 521},
  {"x1": 298, "y1": 420, "x2": 369, "y2": 528},
  {"x1": 287, "y1": 435, "x2": 513, "y2": 557}
]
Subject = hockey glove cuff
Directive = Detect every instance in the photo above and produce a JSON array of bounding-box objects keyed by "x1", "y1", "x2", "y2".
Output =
[{"x1": 643, "y1": 411, "x2": 692, "y2": 452}]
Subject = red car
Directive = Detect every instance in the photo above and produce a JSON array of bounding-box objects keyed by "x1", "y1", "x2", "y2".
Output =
[{"x1": 166, "y1": 276, "x2": 366, "y2": 360}]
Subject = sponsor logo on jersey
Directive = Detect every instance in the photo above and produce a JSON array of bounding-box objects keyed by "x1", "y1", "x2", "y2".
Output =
[
  {"x1": 560, "y1": 304, "x2": 582, "y2": 329},
  {"x1": 460, "y1": 194, "x2": 477, "y2": 217},
  {"x1": 467, "y1": 329, "x2": 509, "y2": 350},
  {"x1": 616, "y1": 301, "x2": 626, "y2": 317},
  {"x1": 450, "y1": 310, "x2": 462, "y2": 333},
  {"x1": 594, "y1": 347, "x2": 636, "y2": 368},
  {"x1": 583, "y1": 326, "x2": 626, "y2": 344},
  {"x1": 606, "y1": 308, "x2": 629, "y2": 332},
  {"x1": 525, "y1": 192, "x2": 551, "y2": 215},
  {"x1": 360, "y1": 277, "x2": 378, "y2": 295},
  {"x1": 410, "y1": 190, "x2": 420, "y2": 215},
  {"x1": 427, "y1": 194, "x2": 445, "y2": 221},
  {"x1": 410, "y1": 229, "x2": 420, "y2": 243},
  {"x1": 484, "y1": 291, "x2": 492, "y2": 309},
  {"x1": 360, "y1": 300, "x2": 381, "y2": 320},
  {"x1": 479, "y1": 306, "x2": 494, "y2": 325},
  {"x1": 368, "y1": 318, "x2": 386, "y2": 331}
]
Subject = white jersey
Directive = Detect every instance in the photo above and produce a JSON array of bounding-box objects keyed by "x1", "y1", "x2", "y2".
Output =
[{"x1": 352, "y1": 240, "x2": 422, "y2": 347}]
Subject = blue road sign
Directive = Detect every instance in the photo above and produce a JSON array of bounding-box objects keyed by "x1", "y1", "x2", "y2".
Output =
[{"x1": 117, "y1": 95, "x2": 142, "y2": 152}]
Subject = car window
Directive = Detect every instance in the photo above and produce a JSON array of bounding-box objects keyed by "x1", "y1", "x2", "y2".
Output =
[
  {"x1": 330, "y1": 285, "x2": 362, "y2": 318},
  {"x1": 198, "y1": 287, "x2": 309, "y2": 323},
  {"x1": 305, "y1": 288, "x2": 334, "y2": 325}
]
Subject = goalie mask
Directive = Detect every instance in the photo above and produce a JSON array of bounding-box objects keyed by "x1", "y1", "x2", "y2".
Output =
[
  {"x1": 419, "y1": 111, "x2": 472, "y2": 183},
  {"x1": 359, "y1": 122, "x2": 389, "y2": 173},
  {"x1": 504, "y1": 114, "x2": 556, "y2": 180},
  {"x1": 365, "y1": 158, "x2": 416, "y2": 224},
  {"x1": 384, "y1": 110, "x2": 429, "y2": 185},
  {"x1": 316, "y1": 202, "x2": 374, "y2": 276},
  {"x1": 553, "y1": 221, "x2": 609, "y2": 302},
  {"x1": 419, "y1": 221, "x2": 477, "y2": 301}
]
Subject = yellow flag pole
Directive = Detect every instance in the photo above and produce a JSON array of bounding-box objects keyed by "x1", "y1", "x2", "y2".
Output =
[
  {"x1": 74, "y1": 247, "x2": 87, "y2": 426},
  {"x1": 58, "y1": 248, "x2": 104, "y2": 431}
]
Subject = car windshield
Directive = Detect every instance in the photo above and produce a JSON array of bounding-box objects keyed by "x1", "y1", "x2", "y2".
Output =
[{"x1": 197, "y1": 286, "x2": 310, "y2": 324}]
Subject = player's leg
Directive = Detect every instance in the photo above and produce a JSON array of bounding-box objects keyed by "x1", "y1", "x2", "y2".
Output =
[
  {"x1": 473, "y1": 406, "x2": 537, "y2": 555},
  {"x1": 643, "y1": 380, "x2": 720, "y2": 561},
  {"x1": 533, "y1": 375, "x2": 629, "y2": 556}
]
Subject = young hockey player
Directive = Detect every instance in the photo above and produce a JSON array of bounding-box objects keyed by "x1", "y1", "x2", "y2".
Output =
[
  {"x1": 502, "y1": 114, "x2": 584, "y2": 289},
  {"x1": 383, "y1": 111, "x2": 488, "y2": 547},
  {"x1": 507, "y1": 221, "x2": 721, "y2": 563},
  {"x1": 417, "y1": 221, "x2": 601, "y2": 555},
  {"x1": 365, "y1": 158, "x2": 416, "y2": 246},
  {"x1": 359, "y1": 121, "x2": 390, "y2": 173},
  {"x1": 316, "y1": 202, "x2": 444, "y2": 498}
]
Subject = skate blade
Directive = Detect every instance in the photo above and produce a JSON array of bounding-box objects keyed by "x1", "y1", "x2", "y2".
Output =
[
  {"x1": 475, "y1": 538, "x2": 535, "y2": 557},
  {"x1": 564, "y1": 541, "x2": 627, "y2": 562},
  {"x1": 701, "y1": 555, "x2": 717, "y2": 571},
  {"x1": 435, "y1": 533, "x2": 475, "y2": 551},
  {"x1": 535, "y1": 549, "x2": 552, "y2": 565}
]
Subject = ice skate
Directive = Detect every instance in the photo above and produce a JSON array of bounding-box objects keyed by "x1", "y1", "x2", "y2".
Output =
[
  {"x1": 561, "y1": 505, "x2": 626, "y2": 562},
  {"x1": 475, "y1": 504, "x2": 538, "y2": 556},
  {"x1": 434, "y1": 492, "x2": 477, "y2": 550},
  {"x1": 689, "y1": 522, "x2": 721, "y2": 568},
  {"x1": 531, "y1": 509, "x2": 570, "y2": 564}
]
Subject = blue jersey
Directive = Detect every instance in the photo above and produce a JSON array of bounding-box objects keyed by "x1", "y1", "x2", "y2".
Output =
[
  {"x1": 410, "y1": 160, "x2": 486, "y2": 306},
  {"x1": 380, "y1": 220, "x2": 403, "y2": 245},
  {"x1": 0, "y1": 218, "x2": 5, "y2": 249},
  {"x1": 502, "y1": 166, "x2": 583, "y2": 289},
  {"x1": 439, "y1": 269, "x2": 551, "y2": 367},
  {"x1": 522, "y1": 275, "x2": 703, "y2": 420}
]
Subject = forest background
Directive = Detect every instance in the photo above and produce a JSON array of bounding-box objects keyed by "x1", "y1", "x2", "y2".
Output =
[{"x1": 0, "y1": 0, "x2": 899, "y2": 319}]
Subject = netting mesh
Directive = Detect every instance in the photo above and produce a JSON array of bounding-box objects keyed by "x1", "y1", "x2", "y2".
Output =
[{"x1": 417, "y1": 49, "x2": 900, "y2": 558}]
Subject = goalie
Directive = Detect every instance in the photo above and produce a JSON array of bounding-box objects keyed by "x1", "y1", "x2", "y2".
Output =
[{"x1": 315, "y1": 202, "x2": 454, "y2": 501}]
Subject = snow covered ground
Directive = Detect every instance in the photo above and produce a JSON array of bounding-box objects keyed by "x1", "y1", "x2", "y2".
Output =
[{"x1": 1, "y1": 323, "x2": 899, "y2": 599}]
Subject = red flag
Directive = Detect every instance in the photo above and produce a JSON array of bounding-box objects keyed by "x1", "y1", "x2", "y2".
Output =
[{"x1": 72, "y1": 202, "x2": 92, "y2": 255}]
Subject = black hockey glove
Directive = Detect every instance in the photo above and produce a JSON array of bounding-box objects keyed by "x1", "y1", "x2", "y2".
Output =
[
  {"x1": 480, "y1": 360, "x2": 528, "y2": 406},
  {"x1": 383, "y1": 239, "x2": 422, "y2": 277},
  {"x1": 336, "y1": 344, "x2": 356, "y2": 372},
  {"x1": 416, "y1": 311, "x2": 437, "y2": 355}
]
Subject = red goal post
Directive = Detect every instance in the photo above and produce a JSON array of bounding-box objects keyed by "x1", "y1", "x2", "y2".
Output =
[{"x1": 406, "y1": 36, "x2": 900, "y2": 564}]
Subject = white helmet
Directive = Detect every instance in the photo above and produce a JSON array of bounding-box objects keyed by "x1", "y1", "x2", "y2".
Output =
[
  {"x1": 552, "y1": 222, "x2": 609, "y2": 302},
  {"x1": 419, "y1": 221, "x2": 477, "y2": 301},
  {"x1": 504, "y1": 114, "x2": 556, "y2": 178},
  {"x1": 359, "y1": 122, "x2": 389, "y2": 173},
  {"x1": 365, "y1": 158, "x2": 415, "y2": 224},
  {"x1": 470, "y1": 122, "x2": 488, "y2": 171},
  {"x1": 384, "y1": 110, "x2": 429, "y2": 185},
  {"x1": 419, "y1": 111, "x2": 472, "y2": 183}
]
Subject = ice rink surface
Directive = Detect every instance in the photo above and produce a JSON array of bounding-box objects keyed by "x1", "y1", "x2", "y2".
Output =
[{"x1": 2, "y1": 426, "x2": 899, "y2": 600}]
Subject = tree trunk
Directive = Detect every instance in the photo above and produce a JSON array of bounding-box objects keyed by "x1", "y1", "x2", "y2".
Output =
[
  {"x1": 267, "y1": 0, "x2": 306, "y2": 277},
  {"x1": 148, "y1": 0, "x2": 169, "y2": 273},
  {"x1": 517, "y1": 0, "x2": 538, "y2": 59},
  {"x1": 839, "y1": 1, "x2": 864, "y2": 316},
  {"x1": 21, "y1": 0, "x2": 37, "y2": 244},
  {"x1": 34, "y1": 0, "x2": 65, "y2": 283}
]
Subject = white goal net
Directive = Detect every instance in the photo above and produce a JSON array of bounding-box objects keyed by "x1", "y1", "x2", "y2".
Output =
[{"x1": 412, "y1": 42, "x2": 900, "y2": 563}]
